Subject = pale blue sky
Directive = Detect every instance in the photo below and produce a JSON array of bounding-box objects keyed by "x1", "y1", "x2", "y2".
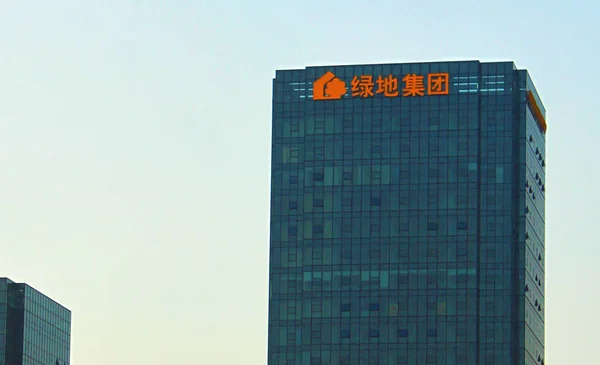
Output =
[{"x1": 0, "y1": 1, "x2": 597, "y2": 364}]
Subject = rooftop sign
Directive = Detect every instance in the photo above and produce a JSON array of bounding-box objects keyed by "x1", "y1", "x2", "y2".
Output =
[{"x1": 313, "y1": 71, "x2": 450, "y2": 100}]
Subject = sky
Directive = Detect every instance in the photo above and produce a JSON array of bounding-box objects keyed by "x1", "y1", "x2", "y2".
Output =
[{"x1": 0, "y1": 1, "x2": 598, "y2": 364}]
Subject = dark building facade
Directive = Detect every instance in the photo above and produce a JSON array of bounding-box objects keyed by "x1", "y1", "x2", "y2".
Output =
[
  {"x1": 0, "y1": 278, "x2": 71, "y2": 365},
  {"x1": 268, "y1": 61, "x2": 546, "y2": 365}
]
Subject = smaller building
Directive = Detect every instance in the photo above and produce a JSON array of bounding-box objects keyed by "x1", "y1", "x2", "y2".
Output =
[{"x1": 0, "y1": 278, "x2": 71, "y2": 365}]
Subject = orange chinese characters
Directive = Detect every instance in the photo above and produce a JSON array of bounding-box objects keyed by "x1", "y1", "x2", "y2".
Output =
[
  {"x1": 313, "y1": 72, "x2": 347, "y2": 100},
  {"x1": 376, "y1": 75, "x2": 399, "y2": 97},
  {"x1": 428, "y1": 73, "x2": 449, "y2": 95},
  {"x1": 402, "y1": 74, "x2": 425, "y2": 96},
  {"x1": 351, "y1": 76, "x2": 375, "y2": 98}
]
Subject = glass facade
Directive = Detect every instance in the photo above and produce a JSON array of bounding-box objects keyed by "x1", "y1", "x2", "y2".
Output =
[
  {"x1": 268, "y1": 61, "x2": 546, "y2": 365},
  {"x1": 0, "y1": 278, "x2": 71, "y2": 365}
]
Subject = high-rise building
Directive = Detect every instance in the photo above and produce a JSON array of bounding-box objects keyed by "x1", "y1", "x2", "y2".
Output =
[
  {"x1": 0, "y1": 278, "x2": 71, "y2": 365},
  {"x1": 268, "y1": 61, "x2": 546, "y2": 365}
]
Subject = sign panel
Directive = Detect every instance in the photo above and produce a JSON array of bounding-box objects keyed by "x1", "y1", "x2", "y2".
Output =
[
  {"x1": 526, "y1": 91, "x2": 548, "y2": 133},
  {"x1": 313, "y1": 72, "x2": 450, "y2": 100}
]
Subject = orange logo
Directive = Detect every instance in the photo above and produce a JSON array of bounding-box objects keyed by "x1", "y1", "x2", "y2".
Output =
[{"x1": 313, "y1": 72, "x2": 347, "y2": 100}]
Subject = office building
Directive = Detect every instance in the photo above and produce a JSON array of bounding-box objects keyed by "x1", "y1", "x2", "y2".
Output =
[
  {"x1": 268, "y1": 61, "x2": 546, "y2": 365},
  {"x1": 0, "y1": 278, "x2": 71, "y2": 365}
]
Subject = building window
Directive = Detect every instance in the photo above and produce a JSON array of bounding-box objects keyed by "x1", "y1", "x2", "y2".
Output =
[
  {"x1": 370, "y1": 223, "x2": 380, "y2": 233},
  {"x1": 290, "y1": 121, "x2": 299, "y2": 133},
  {"x1": 288, "y1": 227, "x2": 297, "y2": 237},
  {"x1": 370, "y1": 249, "x2": 380, "y2": 259},
  {"x1": 314, "y1": 146, "x2": 324, "y2": 160},
  {"x1": 341, "y1": 249, "x2": 352, "y2": 260},
  {"x1": 427, "y1": 248, "x2": 438, "y2": 258},
  {"x1": 371, "y1": 168, "x2": 381, "y2": 183},
  {"x1": 312, "y1": 250, "x2": 322, "y2": 262},
  {"x1": 311, "y1": 301, "x2": 322, "y2": 313},
  {"x1": 428, "y1": 222, "x2": 438, "y2": 230},
  {"x1": 372, "y1": 118, "x2": 382, "y2": 129},
  {"x1": 343, "y1": 119, "x2": 353, "y2": 133},
  {"x1": 290, "y1": 148, "x2": 299, "y2": 163},
  {"x1": 343, "y1": 146, "x2": 353, "y2": 159},
  {"x1": 429, "y1": 166, "x2": 438, "y2": 179},
  {"x1": 342, "y1": 224, "x2": 352, "y2": 234},
  {"x1": 286, "y1": 330, "x2": 296, "y2": 345},
  {"x1": 315, "y1": 119, "x2": 325, "y2": 134},
  {"x1": 311, "y1": 330, "x2": 321, "y2": 339},
  {"x1": 287, "y1": 304, "x2": 296, "y2": 316}
]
